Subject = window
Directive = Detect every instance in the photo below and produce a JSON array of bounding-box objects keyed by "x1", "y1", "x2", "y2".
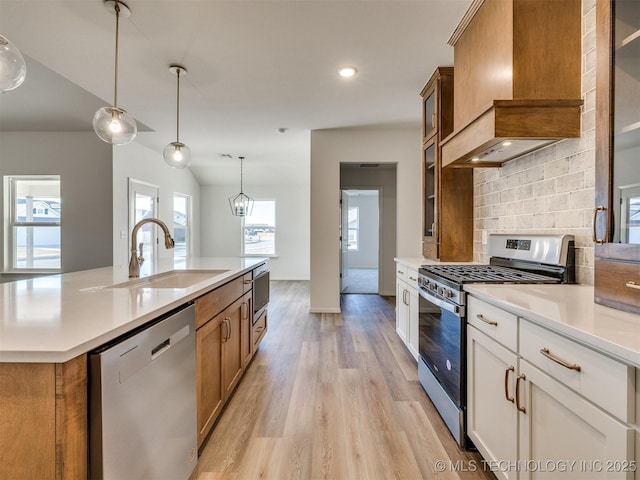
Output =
[
  {"x1": 173, "y1": 193, "x2": 191, "y2": 258},
  {"x1": 347, "y1": 206, "x2": 359, "y2": 250},
  {"x1": 243, "y1": 200, "x2": 276, "y2": 255},
  {"x1": 6, "y1": 176, "x2": 61, "y2": 271}
]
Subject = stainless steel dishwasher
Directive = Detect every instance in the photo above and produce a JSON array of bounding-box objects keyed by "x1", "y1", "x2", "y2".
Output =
[{"x1": 89, "y1": 304, "x2": 197, "y2": 480}]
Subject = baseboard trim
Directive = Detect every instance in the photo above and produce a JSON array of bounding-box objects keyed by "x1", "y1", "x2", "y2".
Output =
[{"x1": 309, "y1": 308, "x2": 341, "y2": 314}]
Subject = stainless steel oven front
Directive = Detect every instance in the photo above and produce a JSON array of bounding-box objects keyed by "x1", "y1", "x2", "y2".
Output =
[{"x1": 417, "y1": 275, "x2": 468, "y2": 448}]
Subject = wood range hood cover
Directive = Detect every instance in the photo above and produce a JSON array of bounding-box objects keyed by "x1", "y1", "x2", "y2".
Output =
[{"x1": 440, "y1": 0, "x2": 583, "y2": 168}]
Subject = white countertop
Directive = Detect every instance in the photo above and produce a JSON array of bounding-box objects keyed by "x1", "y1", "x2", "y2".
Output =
[
  {"x1": 464, "y1": 284, "x2": 640, "y2": 366},
  {"x1": 0, "y1": 257, "x2": 266, "y2": 363}
]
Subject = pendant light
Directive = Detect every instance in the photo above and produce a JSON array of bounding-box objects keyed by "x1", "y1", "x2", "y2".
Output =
[
  {"x1": 163, "y1": 65, "x2": 191, "y2": 168},
  {"x1": 0, "y1": 34, "x2": 27, "y2": 92},
  {"x1": 228, "y1": 156, "x2": 254, "y2": 216},
  {"x1": 93, "y1": 0, "x2": 137, "y2": 145}
]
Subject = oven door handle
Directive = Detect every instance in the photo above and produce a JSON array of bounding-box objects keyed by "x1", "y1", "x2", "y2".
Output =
[{"x1": 419, "y1": 289, "x2": 460, "y2": 315}]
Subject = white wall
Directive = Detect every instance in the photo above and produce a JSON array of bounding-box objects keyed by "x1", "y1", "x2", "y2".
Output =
[
  {"x1": 311, "y1": 127, "x2": 421, "y2": 312},
  {"x1": 346, "y1": 194, "x2": 379, "y2": 269},
  {"x1": 0, "y1": 132, "x2": 113, "y2": 277},
  {"x1": 200, "y1": 183, "x2": 310, "y2": 281},
  {"x1": 112, "y1": 139, "x2": 201, "y2": 268}
]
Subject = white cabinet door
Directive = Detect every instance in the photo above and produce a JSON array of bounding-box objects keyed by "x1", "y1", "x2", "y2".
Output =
[
  {"x1": 467, "y1": 326, "x2": 519, "y2": 480},
  {"x1": 518, "y1": 360, "x2": 634, "y2": 480},
  {"x1": 407, "y1": 286, "x2": 419, "y2": 361},
  {"x1": 396, "y1": 279, "x2": 408, "y2": 343}
]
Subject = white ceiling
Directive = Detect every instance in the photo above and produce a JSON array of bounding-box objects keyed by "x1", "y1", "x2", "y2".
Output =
[{"x1": 0, "y1": 0, "x2": 471, "y2": 186}]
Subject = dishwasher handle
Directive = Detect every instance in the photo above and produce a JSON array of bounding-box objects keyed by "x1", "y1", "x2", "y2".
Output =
[{"x1": 117, "y1": 322, "x2": 192, "y2": 383}]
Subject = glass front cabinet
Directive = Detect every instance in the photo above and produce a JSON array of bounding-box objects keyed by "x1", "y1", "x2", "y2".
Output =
[{"x1": 595, "y1": 0, "x2": 640, "y2": 313}]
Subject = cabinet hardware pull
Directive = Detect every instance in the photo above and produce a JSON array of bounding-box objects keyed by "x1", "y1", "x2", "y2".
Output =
[
  {"x1": 398, "y1": 270, "x2": 405, "y2": 275},
  {"x1": 504, "y1": 366, "x2": 515, "y2": 403},
  {"x1": 592, "y1": 206, "x2": 607, "y2": 244},
  {"x1": 540, "y1": 348, "x2": 581, "y2": 371},
  {"x1": 255, "y1": 326, "x2": 264, "y2": 333},
  {"x1": 221, "y1": 318, "x2": 228, "y2": 343},
  {"x1": 227, "y1": 318, "x2": 232, "y2": 341},
  {"x1": 476, "y1": 313, "x2": 498, "y2": 326},
  {"x1": 431, "y1": 113, "x2": 436, "y2": 129},
  {"x1": 403, "y1": 289, "x2": 409, "y2": 306},
  {"x1": 241, "y1": 302, "x2": 248, "y2": 321},
  {"x1": 409, "y1": 276, "x2": 417, "y2": 282},
  {"x1": 515, "y1": 374, "x2": 526, "y2": 413},
  {"x1": 626, "y1": 281, "x2": 640, "y2": 291},
  {"x1": 244, "y1": 279, "x2": 252, "y2": 285}
]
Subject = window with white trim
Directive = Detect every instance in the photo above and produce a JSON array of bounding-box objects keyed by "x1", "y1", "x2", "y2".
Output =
[
  {"x1": 6, "y1": 176, "x2": 61, "y2": 271},
  {"x1": 173, "y1": 193, "x2": 191, "y2": 258},
  {"x1": 242, "y1": 200, "x2": 276, "y2": 256}
]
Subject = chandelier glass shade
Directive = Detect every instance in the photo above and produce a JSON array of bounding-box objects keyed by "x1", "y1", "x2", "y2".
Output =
[
  {"x1": 0, "y1": 34, "x2": 27, "y2": 92},
  {"x1": 163, "y1": 65, "x2": 191, "y2": 168},
  {"x1": 93, "y1": 0, "x2": 137, "y2": 145},
  {"x1": 229, "y1": 156, "x2": 254, "y2": 216}
]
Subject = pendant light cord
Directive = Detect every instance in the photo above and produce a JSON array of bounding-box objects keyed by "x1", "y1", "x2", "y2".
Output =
[
  {"x1": 176, "y1": 69, "x2": 181, "y2": 143},
  {"x1": 239, "y1": 156, "x2": 244, "y2": 194},
  {"x1": 113, "y1": 2, "x2": 120, "y2": 108}
]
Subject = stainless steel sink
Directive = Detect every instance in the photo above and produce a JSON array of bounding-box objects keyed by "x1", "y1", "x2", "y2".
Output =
[{"x1": 109, "y1": 269, "x2": 229, "y2": 289}]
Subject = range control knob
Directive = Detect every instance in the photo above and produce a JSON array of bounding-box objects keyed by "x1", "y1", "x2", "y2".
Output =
[
  {"x1": 437, "y1": 287, "x2": 444, "y2": 295},
  {"x1": 443, "y1": 289, "x2": 453, "y2": 298}
]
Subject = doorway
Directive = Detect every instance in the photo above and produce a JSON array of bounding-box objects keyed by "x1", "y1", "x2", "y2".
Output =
[{"x1": 340, "y1": 189, "x2": 380, "y2": 294}]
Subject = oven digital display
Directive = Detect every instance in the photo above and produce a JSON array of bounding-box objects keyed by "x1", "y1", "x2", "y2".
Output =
[{"x1": 505, "y1": 239, "x2": 531, "y2": 250}]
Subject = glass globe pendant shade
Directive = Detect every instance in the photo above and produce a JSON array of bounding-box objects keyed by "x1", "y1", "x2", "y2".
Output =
[
  {"x1": 163, "y1": 141, "x2": 191, "y2": 169},
  {"x1": 0, "y1": 34, "x2": 27, "y2": 92},
  {"x1": 229, "y1": 192, "x2": 254, "y2": 217},
  {"x1": 93, "y1": 106, "x2": 137, "y2": 145}
]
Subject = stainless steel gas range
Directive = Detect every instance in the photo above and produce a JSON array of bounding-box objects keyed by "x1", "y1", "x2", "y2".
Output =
[{"x1": 417, "y1": 234, "x2": 575, "y2": 449}]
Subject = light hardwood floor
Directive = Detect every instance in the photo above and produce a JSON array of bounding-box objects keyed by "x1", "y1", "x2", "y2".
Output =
[{"x1": 191, "y1": 281, "x2": 495, "y2": 480}]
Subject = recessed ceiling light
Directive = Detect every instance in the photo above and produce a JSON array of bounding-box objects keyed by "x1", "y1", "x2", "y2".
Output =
[
  {"x1": 338, "y1": 66, "x2": 357, "y2": 78},
  {"x1": 502, "y1": 141, "x2": 513, "y2": 147},
  {"x1": 470, "y1": 157, "x2": 480, "y2": 162}
]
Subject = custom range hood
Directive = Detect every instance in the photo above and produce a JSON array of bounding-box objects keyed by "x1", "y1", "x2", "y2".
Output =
[{"x1": 440, "y1": 0, "x2": 583, "y2": 168}]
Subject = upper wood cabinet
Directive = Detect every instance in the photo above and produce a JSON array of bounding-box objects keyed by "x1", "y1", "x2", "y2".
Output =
[
  {"x1": 421, "y1": 67, "x2": 474, "y2": 261},
  {"x1": 441, "y1": 0, "x2": 583, "y2": 167},
  {"x1": 595, "y1": 0, "x2": 640, "y2": 314}
]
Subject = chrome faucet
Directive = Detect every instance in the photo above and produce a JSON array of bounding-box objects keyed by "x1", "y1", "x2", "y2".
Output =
[{"x1": 129, "y1": 218, "x2": 175, "y2": 278}]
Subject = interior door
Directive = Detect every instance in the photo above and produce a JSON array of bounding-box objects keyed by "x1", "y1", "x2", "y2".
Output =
[
  {"x1": 128, "y1": 179, "x2": 159, "y2": 276},
  {"x1": 340, "y1": 190, "x2": 350, "y2": 293}
]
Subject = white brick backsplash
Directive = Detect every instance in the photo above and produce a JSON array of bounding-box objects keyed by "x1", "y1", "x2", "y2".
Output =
[
  {"x1": 544, "y1": 193, "x2": 571, "y2": 212},
  {"x1": 545, "y1": 157, "x2": 571, "y2": 178},
  {"x1": 569, "y1": 188, "x2": 594, "y2": 209},
  {"x1": 556, "y1": 171, "x2": 585, "y2": 193},
  {"x1": 532, "y1": 178, "x2": 556, "y2": 197}
]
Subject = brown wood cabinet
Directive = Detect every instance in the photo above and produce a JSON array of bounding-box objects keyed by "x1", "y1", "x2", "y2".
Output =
[
  {"x1": 441, "y1": 0, "x2": 583, "y2": 167},
  {"x1": 421, "y1": 67, "x2": 474, "y2": 261},
  {"x1": 221, "y1": 293, "x2": 249, "y2": 401},
  {"x1": 0, "y1": 355, "x2": 87, "y2": 480},
  {"x1": 595, "y1": 0, "x2": 640, "y2": 314},
  {"x1": 195, "y1": 269, "x2": 265, "y2": 447}
]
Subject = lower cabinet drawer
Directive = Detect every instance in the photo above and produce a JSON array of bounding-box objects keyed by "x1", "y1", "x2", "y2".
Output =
[
  {"x1": 467, "y1": 296, "x2": 517, "y2": 352},
  {"x1": 253, "y1": 311, "x2": 267, "y2": 348},
  {"x1": 195, "y1": 276, "x2": 245, "y2": 328},
  {"x1": 595, "y1": 259, "x2": 640, "y2": 314},
  {"x1": 519, "y1": 319, "x2": 633, "y2": 422}
]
